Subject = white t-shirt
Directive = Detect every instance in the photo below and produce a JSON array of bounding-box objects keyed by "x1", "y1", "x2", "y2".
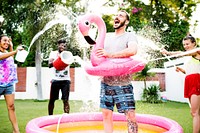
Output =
[
  {"x1": 49, "y1": 51, "x2": 70, "y2": 81},
  {"x1": 184, "y1": 56, "x2": 200, "y2": 75}
]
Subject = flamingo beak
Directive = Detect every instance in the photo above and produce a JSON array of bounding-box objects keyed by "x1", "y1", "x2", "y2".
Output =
[{"x1": 84, "y1": 36, "x2": 96, "y2": 45}]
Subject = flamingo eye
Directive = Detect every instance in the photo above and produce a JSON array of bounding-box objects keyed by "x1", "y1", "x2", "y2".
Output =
[{"x1": 84, "y1": 21, "x2": 90, "y2": 26}]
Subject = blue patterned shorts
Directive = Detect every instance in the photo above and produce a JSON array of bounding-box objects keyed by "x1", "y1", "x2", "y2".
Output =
[{"x1": 100, "y1": 82, "x2": 135, "y2": 113}]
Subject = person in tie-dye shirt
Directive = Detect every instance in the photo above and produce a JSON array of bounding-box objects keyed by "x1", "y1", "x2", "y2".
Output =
[{"x1": 0, "y1": 34, "x2": 23, "y2": 133}]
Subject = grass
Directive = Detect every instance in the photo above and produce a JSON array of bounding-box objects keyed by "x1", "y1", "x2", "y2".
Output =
[{"x1": 0, "y1": 99, "x2": 192, "y2": 133}]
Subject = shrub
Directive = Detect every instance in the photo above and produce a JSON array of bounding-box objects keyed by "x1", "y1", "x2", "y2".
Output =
[{"x1": 142, "y1": 84, "x2": 161, "y2": 103}]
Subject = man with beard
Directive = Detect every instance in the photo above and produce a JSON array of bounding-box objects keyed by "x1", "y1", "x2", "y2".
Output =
[
  {"x1": 96, "y1": 10, "x2": 138, "y2": 133},
  {"x1": 48, "y1": 39, "x2": 71, "y2": 115}
]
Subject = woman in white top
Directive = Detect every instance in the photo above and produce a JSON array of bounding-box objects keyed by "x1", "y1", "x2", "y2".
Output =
[{"x1": 161, "y1": 35, "x2": 200, "y2": 133}]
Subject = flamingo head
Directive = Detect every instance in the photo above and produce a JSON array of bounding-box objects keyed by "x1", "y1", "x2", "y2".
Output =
[
  {"x1": 78, "y1": 14, "x2": 91, "y2": 36},
  {"x1": 78, "y1": 14, "x2": 101, "y2": 45},
  {"x1": 78, "y1": 13, "x2": 107, "y2": 66}
]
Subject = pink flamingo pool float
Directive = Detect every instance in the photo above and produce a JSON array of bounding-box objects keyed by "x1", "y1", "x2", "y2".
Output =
[{"x1": 78, "y1": 14, "x2": 146, "y2": 76}]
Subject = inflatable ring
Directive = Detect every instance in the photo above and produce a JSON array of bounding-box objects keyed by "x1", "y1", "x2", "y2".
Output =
[
  {"x1": 78, "y1": 14, "x2": 146, "y2": 76},
  {"x1": 26, "y1": 112, "x2": 183, "y2": 133}
]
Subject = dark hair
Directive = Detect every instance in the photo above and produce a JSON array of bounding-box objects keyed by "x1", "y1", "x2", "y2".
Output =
[
  {"x1": 183, "y1": 35, "x2": 196, "y2": 44},
  {"x1": 120, "y1": 10, "x2": 130, "y2": 21},
  {"x1": 57, "y1": 39, "x2": 66, "y2": 44}
]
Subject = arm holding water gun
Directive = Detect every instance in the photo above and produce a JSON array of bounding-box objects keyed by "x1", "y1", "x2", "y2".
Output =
[
  {"x1": 160, "y1": 48, "x2": 182, "y2": 56},
  {"x1": 160, "y1": 48, "x2": 186, "y2": 74},
  {"x1": 161, "y1": 35, "x2": 200, "y2": 133},
  {"x1": 160, "y1": 35, "x2": 200, "y2": 75}
]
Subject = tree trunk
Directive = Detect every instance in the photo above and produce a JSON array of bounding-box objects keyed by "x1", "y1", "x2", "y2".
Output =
[
  {"x1": 35, "y1": 40, "x2": 43, "y2": 100},
  {"x1": 144, "y1": 79, "x2": 147, "y2": 89}
]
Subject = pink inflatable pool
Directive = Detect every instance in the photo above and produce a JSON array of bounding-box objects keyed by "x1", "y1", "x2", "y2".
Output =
[{"x1": 26, "y1": 112, "x2": 183, "y2": 133}]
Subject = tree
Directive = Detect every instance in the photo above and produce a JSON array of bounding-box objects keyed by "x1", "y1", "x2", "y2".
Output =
[
  {"x1": 0, "y1": 0, "x2": 84, "y2": 67},
  {"x1": 0, "y1": 0, "x2": 84, "y2": 100},
  {"x1": 103, "y1": 0, "x2": 198, "y2": 67},
  {"x1": 133, "y1": 64, "x2": 155, "y2": 89},
  {"x1": 124, "y1": 0, "x2": 197, "y2": 51}
]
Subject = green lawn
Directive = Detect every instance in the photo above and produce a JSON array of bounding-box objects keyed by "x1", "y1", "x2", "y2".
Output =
[{"x1": 0, "y1": 100, "x2": 192, "y2": 133}]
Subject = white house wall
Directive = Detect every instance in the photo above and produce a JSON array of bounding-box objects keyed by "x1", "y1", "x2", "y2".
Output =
[{"x1": 0, "y1": 65, "x2": 188, "y2": 103}]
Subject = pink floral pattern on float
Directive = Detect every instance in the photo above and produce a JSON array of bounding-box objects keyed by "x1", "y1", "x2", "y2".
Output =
[{"x1": 0, "y1": 55, "x2": 18, "y2": 87}]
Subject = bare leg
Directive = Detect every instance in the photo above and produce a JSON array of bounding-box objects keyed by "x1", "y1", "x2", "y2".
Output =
[
  {"x1": 190, "y1": 95, "x2": 200, "y2": 133},
  {"x1": 4, "y1": 94, "x2": 20, "y2": 133},
  {"x1": 102, "y1": 109, "x2": 113, "y2": 133},
  {"x1": 199, "y1": 107, "x2": 200, "y2": 133},
  {"x1": 125, "y1": 109, "x2": 138, "y2": 133},
  {"x1": 63, "y1": 100, "x2": 70, "y2": 113}
]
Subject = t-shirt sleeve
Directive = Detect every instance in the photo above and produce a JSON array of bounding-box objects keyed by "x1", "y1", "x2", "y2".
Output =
[{"x1": 127, "y1": 32, "x2": 138, "y2": 48}]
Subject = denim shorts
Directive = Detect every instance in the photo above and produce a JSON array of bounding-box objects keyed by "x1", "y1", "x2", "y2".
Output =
[
  {"x1": 0, "y1": 85, "x2": 15, "y2": 96},
  {"x1": 100, "y1": 82, "x2": 135, "y2": 113}
]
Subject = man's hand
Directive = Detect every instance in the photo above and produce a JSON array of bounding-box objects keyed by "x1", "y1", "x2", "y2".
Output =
[
  {"x1": 95, "y1": 48, "x2": 110, "y2": 58},
  {"x1": 48, "y1": 58, "x2": 55, "y2": 68}
]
